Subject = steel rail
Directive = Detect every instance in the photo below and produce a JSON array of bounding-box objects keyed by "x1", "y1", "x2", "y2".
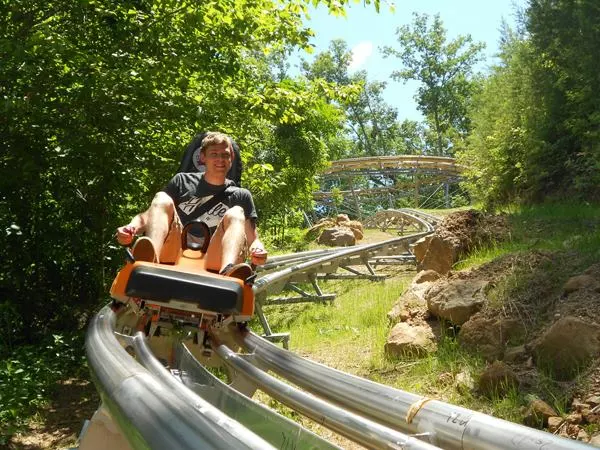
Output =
[
  {"x1": 175, "y1": 343, "x2": 341, "y2": 450},
  {"x1": 213, "y1": 340, "x2": 441, "y2": 450},
  {"x1": 85, "y1": 306, "x2": 273, "y2": 449},
  {"x1": 252, "y1": 211, "x2": 434, "y2": 297},
  {"x1": 237, "y1": 330, "x2": 593, "y2": 450},
  {"x1": 127, "y1": 332, "x2": 274, "y2": 449},
  {"x1": 322, "y1": 156, "x2": 465, "y2": 175},
  {"x1": 259, "y1": 209, "x2": 431, "y2": 275}
]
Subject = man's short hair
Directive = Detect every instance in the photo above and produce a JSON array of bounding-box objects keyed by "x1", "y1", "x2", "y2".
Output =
[{"x1": 200, "y1": 132, "x2": 232, "y2": 154}]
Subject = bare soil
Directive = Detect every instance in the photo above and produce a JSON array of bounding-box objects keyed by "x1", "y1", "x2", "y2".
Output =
[
  {"x1": 432, "y1": 210, "x2": 600, "y2": 440},
  {"x1": 7, "y1": 378, "x2": 99, "y2": 450}
]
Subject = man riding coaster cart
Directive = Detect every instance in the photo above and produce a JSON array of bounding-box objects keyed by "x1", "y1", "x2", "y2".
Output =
[{"x1": 110, "y1": 132, "x2": 267, "y2": 349}]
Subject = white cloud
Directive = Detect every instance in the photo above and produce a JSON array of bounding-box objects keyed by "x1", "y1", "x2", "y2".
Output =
[{"x1": 349, "y1": 41, "x2": 373, "y2": 71}]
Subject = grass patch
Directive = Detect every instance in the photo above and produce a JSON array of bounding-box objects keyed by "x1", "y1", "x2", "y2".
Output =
[{"x1": 252, "y1": 277, "x2": 411, "y2": 372}]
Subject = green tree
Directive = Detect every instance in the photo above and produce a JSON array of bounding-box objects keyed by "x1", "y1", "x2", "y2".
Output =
[
  {"x1": 458, "y1": 24, "x2": 539, "y2": 206},
  {"x1": 302, "y1": 39, "x2": 403, "y2": 157},
  {"x1": 0, "y1": 0, "x2": 374, "y2": 347},
  {"x1": 383, "y1": 13, "x2": 485, "y2": 156},
  {"x1": 523, "y1": 0, "x2": 600, "y2": 201},
  {"x1": 461, "y1": 1, "x2": 600, "y2": 205}
]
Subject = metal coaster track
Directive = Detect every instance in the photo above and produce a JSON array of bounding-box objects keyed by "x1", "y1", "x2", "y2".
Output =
[{"x1": 83, "y1": 209, "x2": 592, "y2": 450}]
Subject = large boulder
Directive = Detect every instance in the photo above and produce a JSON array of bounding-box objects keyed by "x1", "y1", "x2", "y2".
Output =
[
  {"x1": 533, "y1": 316, "x2": 600, "y2": 380},
  {"x1": 410, "y1": 236, "x2": 432, "y2": 264},
  {"x1": 409, "y1": 210, "x2": 508, "y2": 275},
  {"x1": 412, "y1": 236, "x2": 456, "y2": 275},
  {"x1": 425, "y1": 278, "x2": 489, "y2": 325},
  {"x1": 459, "y1": 313, "x2": 526, "y2": 362},
  {"x1": 317, "y1": 227, "x2": 356, "y2": 247},
  {"x1": 385, "y1": 322, "x2": 437, "y2": 357},
  {"x1": 387, "y1": 271, "x2": 439, "y2": 325},
  {"x1": 309, "y1": 215, "x2": 364, "y2": 244}
]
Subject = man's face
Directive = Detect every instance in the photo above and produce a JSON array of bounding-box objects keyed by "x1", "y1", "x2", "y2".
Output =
[{"x1": 200, "y1": 143, "x2": 233, "y2": 177}]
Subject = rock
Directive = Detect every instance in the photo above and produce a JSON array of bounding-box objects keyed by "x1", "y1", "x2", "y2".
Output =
[
  {"x1": 317, "y1": 227, "x2": 356, "y2": 247},
  {"x1": 533, "y1": 316, "x2": 600, "y2": 380},
  {"x1": 349, "y1": 226, "x2": 364, "y2": 240},
  {"x1": 504, "y1": 345, "x2": 528, "y2": 363},
  {"x1": 565, "y1": 424, "x2": 582, "y2": 438},
  {"x1": 586, "y1": 395, "x2": 600, "y2": 407},
  {"x1": 478, "y1": 361, "x2": 519, "y2": 397},
  {"x1": 589, "y1": 433, "x2": 600, "y2": 447},
  {"x1": 438, "y1": 372, "x2": 453, "y2": 385},
  {"x1": 410, "y1": 236, "x2": 432, "y2": 264},
  {"x1": 523, "y1": 399, "x2": 558, "y2": 427},
  {"x1": 426, "y1": 278, "x2": 489, "y2": 325},
  {"x1": 418, "y1": 235, "x2": 456, "y2": 275},
  {"x1": 345, "y1": 220, "x2": 364, "y2": 240},
  {"x1": 578, "y1": 428, "x2": 590, "y2": 442},
  {"x1": 459, "y1": 314, "x2": 505, "y2": 361},
  {"x1": 566, "y1": 413, "x2": 583, "y2": 424},
  {"x1": 387, "y1": 289, "x2": 428, "y2": 325},
  {"x1": 563, "y1": 274, "x2": 600, "y2": 294},
  {"x1": 385, "y1": 322, "x2": 437, "y2": 357},
  {"x1": 335, "y1": 214, "x2": 350, "y2": 224},
  {"x1": 571, "y1": 397, "x2": 586, "y2": 413},
  {"x1": 547, "y1": 416, "x2": 564, "y2": 432},
  {"x1": 587, "y1": 413, "x2": 600, "y2": 424},
  {"x1": 413, "y1": 270, "x2": 441, "y2": 284}
]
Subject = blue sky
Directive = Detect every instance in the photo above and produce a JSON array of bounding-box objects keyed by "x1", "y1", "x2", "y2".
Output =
[{"x1": 294, "y1": 0, "x2": 525, "y2": 121}]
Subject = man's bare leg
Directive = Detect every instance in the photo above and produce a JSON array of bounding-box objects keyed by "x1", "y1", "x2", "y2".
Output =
[
  {"x1": 205, "y1": 206, "x2": 247, "y2": 273},
  {"x1": 144, "y1": 192, "x2": 175, "y2": 257}
]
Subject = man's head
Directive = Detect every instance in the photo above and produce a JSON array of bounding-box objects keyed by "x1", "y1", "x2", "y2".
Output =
[{"x1": 199, "y1": 132, "x2": 234, "y2": 181}]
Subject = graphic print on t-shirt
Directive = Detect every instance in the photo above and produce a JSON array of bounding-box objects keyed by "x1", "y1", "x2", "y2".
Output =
[
  {"x1": 177, "y1": 195, "x2": 229, "y2": 231},
  {"x1": 179, "y1": 195, "x2": 210, "y2": 215}
]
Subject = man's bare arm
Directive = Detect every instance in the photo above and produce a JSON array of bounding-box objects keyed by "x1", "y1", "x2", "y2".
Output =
[
  {"x1": 116, "y1": 210, "x2": 149, "y2": 245},
  {"x1": 245, "y1": 219, "x2": 267, "y2": 265}
]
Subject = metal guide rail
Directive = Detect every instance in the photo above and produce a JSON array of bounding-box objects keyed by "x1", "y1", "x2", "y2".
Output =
[
  {"x1": 83, "y1": 307, "x2": 273, "y2": 450},
  {"x1": 236, "y1": 330, "x2": 593, "y2": 450}
]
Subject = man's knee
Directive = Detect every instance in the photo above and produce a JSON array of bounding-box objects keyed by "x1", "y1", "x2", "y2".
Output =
[
  {"x1": 222, "y1": 206, "x2": 245, "y2": 227},
  {"x1": 150, "y1": 192, "x2": 175, "y2": 211}
]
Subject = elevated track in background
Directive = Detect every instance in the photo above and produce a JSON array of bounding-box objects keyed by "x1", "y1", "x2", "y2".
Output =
[
  {"x1": 315, "y1": 156, "x2": 466, "y2": 217},
  {"x1": 82, "y1": 209, "x2": 593, "y2": 450}
]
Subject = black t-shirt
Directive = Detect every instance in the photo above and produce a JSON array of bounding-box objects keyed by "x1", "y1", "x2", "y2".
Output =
[{"x1": 163, "y1": 172, "x2": 257, "y2": 234}]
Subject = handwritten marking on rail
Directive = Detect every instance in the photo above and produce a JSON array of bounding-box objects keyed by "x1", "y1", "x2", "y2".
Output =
[
  {"x1": 510, "y1": 434, "x2": 552, "y2": 450},
  {"x1": 446, "y1": 412, "x2": 470, "y2": 427}
]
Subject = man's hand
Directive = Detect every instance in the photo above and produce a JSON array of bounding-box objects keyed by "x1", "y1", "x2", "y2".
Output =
[
  {"x1": 249, "y1": 242, "x2": 268, "y2": 266},
  {"x1": 116, "y1": 224, "x2": 137, "y2": 246}
]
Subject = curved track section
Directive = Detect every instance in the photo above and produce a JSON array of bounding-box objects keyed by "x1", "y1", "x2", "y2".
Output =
[
  {"x1": 85, "y1": 307, "x2": 274, "y2": 450},
  {"x1": 236, "y1": 330, "x2": 590, "y2": 450},
  {"x1": 85, "y1": 209, "x2": 592, "y2": 449},
  {"x1": 322, "y1": 156, "x2": 464, "y2": 178}
]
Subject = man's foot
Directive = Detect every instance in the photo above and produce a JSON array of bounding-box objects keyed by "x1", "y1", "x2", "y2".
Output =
[
  {"x1": 132, "y1": 237, "x2": 159, "y2": 263},
  {"x1": 220, "y1": 262, "x2": 253, "y2": 282}
]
